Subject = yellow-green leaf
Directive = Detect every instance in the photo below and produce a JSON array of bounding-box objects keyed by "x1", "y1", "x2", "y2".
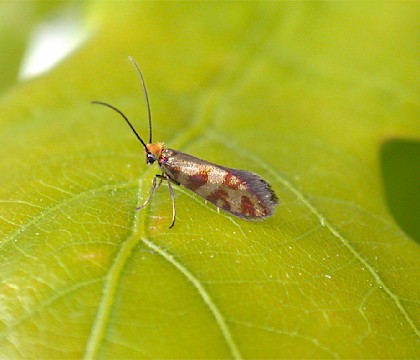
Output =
[{"x1": 1, "y1": 2, "x2": 419, "y2": 359}]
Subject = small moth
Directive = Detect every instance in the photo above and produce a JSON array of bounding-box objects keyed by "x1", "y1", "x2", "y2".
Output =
[{"x1": 93, "y1": 57, "x2": 278, "y2": 228}]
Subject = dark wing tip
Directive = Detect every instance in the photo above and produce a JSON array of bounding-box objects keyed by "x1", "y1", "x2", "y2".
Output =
[{"x1": 228, "y1": 168, "x2": 279, "y2": 218}]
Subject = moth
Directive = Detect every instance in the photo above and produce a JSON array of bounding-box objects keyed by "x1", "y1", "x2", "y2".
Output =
[{"x1": 93, "y1": 57, "x2": 278, "y2": 228}]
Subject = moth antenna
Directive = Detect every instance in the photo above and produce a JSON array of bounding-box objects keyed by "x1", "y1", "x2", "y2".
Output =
[
  {"x1": 128, "y1": 56, "x2": 153, "y2": 144},
  {"x1": 91, "y1": 101, "x2": 150, "y2": 152}
]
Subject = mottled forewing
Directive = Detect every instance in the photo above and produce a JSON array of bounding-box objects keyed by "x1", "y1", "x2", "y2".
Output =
[{"x1": 160, "y1": 149, "x2": 278, "y2": 219}]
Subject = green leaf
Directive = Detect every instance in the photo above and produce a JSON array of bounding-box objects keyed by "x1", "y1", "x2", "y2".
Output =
[{"x1": 1, "y1": 2, "x2": 419, "y2": 359}]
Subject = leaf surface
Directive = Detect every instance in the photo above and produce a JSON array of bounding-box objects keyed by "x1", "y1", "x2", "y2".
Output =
[{"x1": 0, "y1": 2, "x2": 419, "y2": 359}]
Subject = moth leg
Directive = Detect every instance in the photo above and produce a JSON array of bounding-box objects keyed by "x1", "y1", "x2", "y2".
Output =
[
  {"x1": 136, "y1": 174, "x2": 165, "y2": 210},
  {"x1": 165, "y1": 174, "x2": 177, "y2": 229}
]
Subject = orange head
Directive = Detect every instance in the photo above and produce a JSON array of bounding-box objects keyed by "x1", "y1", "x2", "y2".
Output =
[{"x1": 145, "y1": 143, "x2": 164, "y2": 164}]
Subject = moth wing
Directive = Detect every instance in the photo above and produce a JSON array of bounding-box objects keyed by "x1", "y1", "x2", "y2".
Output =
[
  {"x1": 161, "y1": 149, "x2": 278, "y2": 219},
  {"x1": 199, "y1": 167, "x2": 278, "y2": 219}
]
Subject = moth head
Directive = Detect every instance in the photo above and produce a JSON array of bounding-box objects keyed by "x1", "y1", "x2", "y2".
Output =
[{"x1": 145, "y1": 143, "x2": 164, "y2": 165}]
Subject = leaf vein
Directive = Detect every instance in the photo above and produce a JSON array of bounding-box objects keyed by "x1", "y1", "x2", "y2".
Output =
[{"x1": 141, "y1": 237, "x2": 242, "y2": 360}]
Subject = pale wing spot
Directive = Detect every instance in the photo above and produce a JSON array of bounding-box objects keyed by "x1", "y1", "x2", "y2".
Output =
[{"x1": 208, "y1": 167, "x2": 229, "y2": 184}]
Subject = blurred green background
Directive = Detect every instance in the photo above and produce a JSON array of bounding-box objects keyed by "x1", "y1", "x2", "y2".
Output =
[{"x1": 0, "y1": 2, "x2": 419, "y2": 359}]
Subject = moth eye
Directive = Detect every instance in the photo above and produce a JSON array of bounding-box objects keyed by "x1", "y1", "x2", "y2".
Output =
[{"x1": 146, "y1": 153, "x2": 156, "y2": 165}]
